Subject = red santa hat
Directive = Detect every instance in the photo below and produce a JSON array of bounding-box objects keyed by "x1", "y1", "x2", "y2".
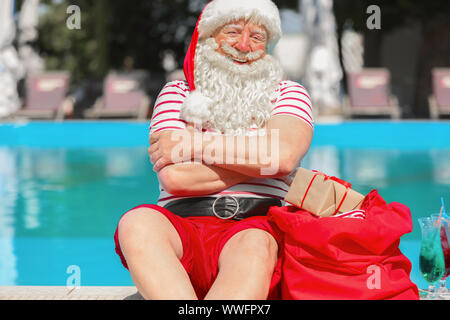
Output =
[{"x1": 181, "y1": 0, "x2": 282, "y2": 126}]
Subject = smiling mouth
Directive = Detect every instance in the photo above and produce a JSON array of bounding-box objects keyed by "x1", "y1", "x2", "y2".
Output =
[{"x1": 231, "y1": 57, "x2": 248, "y2": 64}]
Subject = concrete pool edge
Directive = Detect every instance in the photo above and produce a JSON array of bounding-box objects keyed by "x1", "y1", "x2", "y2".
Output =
[
  {"x1": 0, "y1": 286, "x2": 143, "y2": 300},
  {"x1": 0, "y1": 286, "x2": 447, "y2": 300}
]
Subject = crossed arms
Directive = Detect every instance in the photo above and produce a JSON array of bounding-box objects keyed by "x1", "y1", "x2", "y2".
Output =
[{"x1": 149, "y1": 115, "x2": 313, "y2": 196}]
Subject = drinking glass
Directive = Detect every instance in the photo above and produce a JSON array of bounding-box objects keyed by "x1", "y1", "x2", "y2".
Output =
[
  {"x1": 418, "y1": 216, "x2": 446, "y2": 299},
  {"x1": 430, "y1": 213, "x2": 450, "y2": 296}
]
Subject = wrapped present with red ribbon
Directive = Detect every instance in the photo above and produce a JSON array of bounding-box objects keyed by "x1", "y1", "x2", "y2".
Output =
[{"x1": 285, "y1": 168, "x2": 366, "y2": 217}]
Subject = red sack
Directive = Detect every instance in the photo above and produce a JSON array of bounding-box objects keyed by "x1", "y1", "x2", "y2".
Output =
[{"x1": 268, "y1": 190, "x2": 419, "y2": 300}]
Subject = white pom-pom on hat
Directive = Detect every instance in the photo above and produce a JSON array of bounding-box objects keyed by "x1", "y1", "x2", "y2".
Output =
[{"x1": 181, "y1": 90, "x2": 213, "y2": 126}]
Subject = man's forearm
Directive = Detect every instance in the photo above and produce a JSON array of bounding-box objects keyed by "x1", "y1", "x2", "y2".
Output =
[
  {"x1": 197, "y1": 131, "x2": 285, "y2": 178},
  {"x1": 158, "y1": 162, "x2": 248, "y2": 196},
  {"x1": 195, "y1": 117, "x2": 312, "y2": 178}
]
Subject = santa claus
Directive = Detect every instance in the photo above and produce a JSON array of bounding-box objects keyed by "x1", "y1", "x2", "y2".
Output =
[{"x1": 114, "y1": 0, "x2": 314, "y2": 300}]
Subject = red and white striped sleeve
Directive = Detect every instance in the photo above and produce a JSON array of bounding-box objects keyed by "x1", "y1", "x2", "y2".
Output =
[
  {"x1": 149, "y1": 81, "x2": 190, "y2": 136},
  {"x1": 271, "y1": 81, "x2": 314, "y2": 129}
]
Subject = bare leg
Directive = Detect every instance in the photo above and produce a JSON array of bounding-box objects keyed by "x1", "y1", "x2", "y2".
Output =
[
  {"x1": 204, "y1": 229, "x2": 278, "y2": 300},
  {"x1": 118, "y1": 208, "x2": 197, "y2": 300}
]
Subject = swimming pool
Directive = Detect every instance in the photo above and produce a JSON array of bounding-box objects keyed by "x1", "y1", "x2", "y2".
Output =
[{"x1": 0, "y1": 121, "x2": 449, "y2": 289}]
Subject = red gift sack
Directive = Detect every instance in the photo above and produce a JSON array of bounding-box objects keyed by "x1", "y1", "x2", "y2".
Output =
[{"x1": 268, "y1": 190, "x2": 419, "y2": 300}]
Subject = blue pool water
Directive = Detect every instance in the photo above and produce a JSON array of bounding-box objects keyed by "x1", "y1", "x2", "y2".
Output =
[{"x1": 0, "y1": 121, "x2": 449, "y2": 289}]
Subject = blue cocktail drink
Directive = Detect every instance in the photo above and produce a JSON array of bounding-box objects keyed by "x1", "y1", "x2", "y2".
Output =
[
  {"x1": 419, "y1": 217, "x2": 445, "y2": 299},
  {"x1": 431, "y1": 213, "x2": 450, "y2": 296}
]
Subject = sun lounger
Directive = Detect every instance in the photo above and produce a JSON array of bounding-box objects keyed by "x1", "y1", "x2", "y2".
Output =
[
  {"x1": 429, "y1": 68, "x2": 450, "y2": 119},
  {"x1": 84, "y1": 72, "x2": 151, "y2": 120},
  {"x1": 343, "y1": 68, "x2": 401, "y2": 119},
  {"x1": 13, "y1": 72, "x2": 72, "y2": 121}
]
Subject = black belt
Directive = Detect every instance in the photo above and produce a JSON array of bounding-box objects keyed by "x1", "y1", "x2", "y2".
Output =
[{"x1": 163, "y1": 196, "x2": 282, "y2": 221}]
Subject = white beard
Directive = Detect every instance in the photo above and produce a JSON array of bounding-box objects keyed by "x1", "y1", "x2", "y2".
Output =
[{"x1": 191, "y1": 38, "x2": 283, "y2": 135}]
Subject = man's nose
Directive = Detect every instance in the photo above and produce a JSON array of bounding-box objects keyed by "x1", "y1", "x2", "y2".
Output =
[{"x1": 236, "y1": 32, "x2": 251, "y2": 53}]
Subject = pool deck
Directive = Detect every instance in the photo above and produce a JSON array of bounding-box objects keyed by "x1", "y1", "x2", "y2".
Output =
[
  {"x1": 0, "y1": 287, "x2": 448, "y2": 300},
  {"x1": 0, "y1": 286, "x2": 144, "y2": 300}
]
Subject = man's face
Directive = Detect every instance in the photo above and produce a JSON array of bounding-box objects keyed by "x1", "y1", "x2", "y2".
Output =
[{"x1": 213, "y1": 19, "x2": 268, "y2": 65}]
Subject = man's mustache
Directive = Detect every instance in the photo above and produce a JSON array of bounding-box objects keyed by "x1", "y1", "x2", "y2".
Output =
[{"x1": 220, "y1": 42, "x2": 264, "y2": 63}]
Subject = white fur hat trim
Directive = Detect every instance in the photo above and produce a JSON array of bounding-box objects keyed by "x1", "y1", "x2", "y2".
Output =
[{"x1": 198, "y1": 0, "x2": 282, "y2": 44}]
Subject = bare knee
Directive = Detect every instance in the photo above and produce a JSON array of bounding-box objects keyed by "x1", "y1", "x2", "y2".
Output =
[
  {"x1": 221, "y1": 229, "x2": 278, "y2": 271},
  {"x1": 118, "y1": 208, "x2": 183, "y2": 259},
  {"x1": 118, "y1": 208, "x2": 162, "y2": 241}
]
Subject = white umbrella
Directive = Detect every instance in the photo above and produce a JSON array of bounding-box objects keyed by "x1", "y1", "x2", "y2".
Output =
[
  {"x1": 300, "y1": 0, "x2": 343, "y2": 115},
  {"x1": 19, "y1": 0, "x2": 40, "y2": 44},
  {"x1": 0, "y1": 0, "x2": 16, "y2": 49},
  {"x1": 341, "y1": 27, "x2": 364, "y2": 74},
  {"x1": 273, "y1": 9, "x2": 310, "y2": 81},
  {"x1": 0, "y1": 0, "x2": 25, "y2": 118},
  {"x1": 305, "y1": 44, "x2": 342, "y2": 115},
  {"x1": 19, "y1": 0, "x2": 43, "y2": 76}
]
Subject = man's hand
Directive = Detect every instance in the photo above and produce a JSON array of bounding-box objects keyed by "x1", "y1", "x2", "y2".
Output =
[
  {"x1": 149, "y1": 127, "x2": 196, "y2": 172},
  {"x1": 150, "y1": 127, "x2": 251, "y2": 196}
]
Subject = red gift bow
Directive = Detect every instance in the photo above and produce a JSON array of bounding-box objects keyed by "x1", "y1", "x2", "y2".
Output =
[{"x1": 300, "y1": 170, "x2": 352, "y2": 216}]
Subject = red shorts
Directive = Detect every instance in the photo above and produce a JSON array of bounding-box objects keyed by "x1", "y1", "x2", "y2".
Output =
[{"x1": 114, "y1": 204, "x2": 283, "y2": 300}]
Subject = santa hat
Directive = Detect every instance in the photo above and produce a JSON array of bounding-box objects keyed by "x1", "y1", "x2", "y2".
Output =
[{"x1": 181, "y1": 0, "x2": 282, "y2": 126}]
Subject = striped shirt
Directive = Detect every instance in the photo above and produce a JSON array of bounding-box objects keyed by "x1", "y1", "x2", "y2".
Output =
[{"x1": 150, "y1": 80, "x2": 314, "y2": 207}]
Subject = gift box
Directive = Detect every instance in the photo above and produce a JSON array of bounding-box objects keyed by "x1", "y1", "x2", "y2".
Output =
[{"x1": 284, "y1": 168, "x2": 365, "y2": 217}]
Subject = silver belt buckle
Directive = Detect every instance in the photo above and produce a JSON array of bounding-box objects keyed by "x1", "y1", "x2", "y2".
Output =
[{"x1": 212, "y1": 195, "x2": 240, "y2": 220}]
